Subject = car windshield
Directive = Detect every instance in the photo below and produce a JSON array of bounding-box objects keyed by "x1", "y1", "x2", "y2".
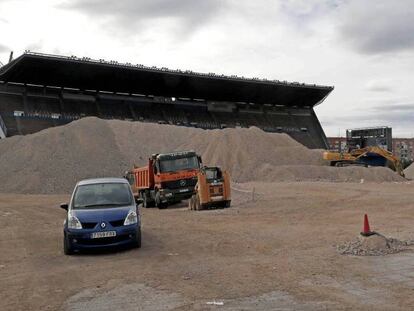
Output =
[
  {"x1": 72, "y1": 183, "x2": 133, "y2": 209},
  {"x1": 159, "y1": 156, "x2": 199, "y2": 173}
]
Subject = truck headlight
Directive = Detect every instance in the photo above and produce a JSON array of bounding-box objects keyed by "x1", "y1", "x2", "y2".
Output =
[
  {"x1": 124, "y1": 210, "x2": 138, "y2": 226},
  {"x1": 68, "y1": 213, "x2": 82, "y2": 229}
]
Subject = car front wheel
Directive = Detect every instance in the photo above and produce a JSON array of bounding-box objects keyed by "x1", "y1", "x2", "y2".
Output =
[
  {"x1": 64, "y1": 233, "x2": 75, "y2": 255},
  {"x1": 133, "y1": 228, "x2": 142, "y2": 249}
]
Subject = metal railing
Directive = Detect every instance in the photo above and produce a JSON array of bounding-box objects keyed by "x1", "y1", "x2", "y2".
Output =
[{"x1": 0, "y1": 114, "x2": 7, "y2": 138}]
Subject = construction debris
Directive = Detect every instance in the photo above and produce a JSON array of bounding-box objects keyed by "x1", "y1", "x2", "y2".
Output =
[
  {"x1": 206, "y1": 301, "x2": 224, "y2": 306},
  {"x1": 337, "y1": 234, "x2": 414, "y2": 256}
]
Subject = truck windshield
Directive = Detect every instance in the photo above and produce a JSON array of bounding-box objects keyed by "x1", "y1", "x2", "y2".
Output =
[
  {"x1": 159, "y1": 156, "x2": 199, "y2": 173},
  {"x1": 73, "y1": 183, "x2": 133, "y2": 209}
]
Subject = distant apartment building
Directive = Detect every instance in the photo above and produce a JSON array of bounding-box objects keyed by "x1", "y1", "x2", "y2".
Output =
[
  {"x1": 327, "y1": 137, "x2": 347, "y2": 152},
  {"x1": 393, "y1": 138, "x2": 414, "y2": 162}
]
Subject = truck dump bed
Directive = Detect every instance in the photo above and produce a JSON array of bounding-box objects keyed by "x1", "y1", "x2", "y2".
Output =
[{"x1": 134, "y1": 163, "x2": 154, "y2": 190}]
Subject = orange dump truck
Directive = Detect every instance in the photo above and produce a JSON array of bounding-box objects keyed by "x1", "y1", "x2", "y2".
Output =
[{"x1": 125, "y1": 151, "x2": 202, "y2": 209}]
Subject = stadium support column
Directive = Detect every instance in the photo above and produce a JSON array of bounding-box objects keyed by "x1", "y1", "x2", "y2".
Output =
[
  {"x1": 311, "y1": 108, "x2": 329, "y2": 149},
  {"x1": 95, "y1": 94, "x2": 102, "y2": 117},
  {"x1": 0, "y1": 114, "x2": 6, "y2": 138},
  {"x1": 22, "y1": 86, "x2": 29, "y2": 113},
  {"x1": 128, "y1": 101, "x2": 137, "y2": 120},
  {"x1": 59, "y1": 89, "x2": 65, "y2": 113},
  {"x1": 15, "y1": 116, "x2": 22, "y2": 135}
]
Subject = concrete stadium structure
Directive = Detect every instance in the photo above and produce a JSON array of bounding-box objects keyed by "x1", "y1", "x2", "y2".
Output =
[{"x1": 0, "y1": 52, "x2": 333, "y2": 148}]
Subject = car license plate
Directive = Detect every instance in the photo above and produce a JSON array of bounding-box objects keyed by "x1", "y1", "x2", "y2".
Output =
[
  {"x1": 91, "y1": 231, "x2": 116, "y2": 239},
  {"x1": 179, "y1": 188, "x2": 189, "y2": 193}
]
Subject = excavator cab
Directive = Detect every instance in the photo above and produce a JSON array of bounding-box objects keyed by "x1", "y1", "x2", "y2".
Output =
[{"x1": 189, "y1": 166, "x2": 231, "y2": 210}]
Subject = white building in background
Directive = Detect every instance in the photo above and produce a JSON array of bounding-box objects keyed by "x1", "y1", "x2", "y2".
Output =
[{"x1": 393, "y1": 139, "x2": 414, "y2": 163}]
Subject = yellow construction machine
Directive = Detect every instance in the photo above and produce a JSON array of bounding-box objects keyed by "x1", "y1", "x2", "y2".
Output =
[
  {"x1": 189, "y1": 166, "x2": 231, "y2": 210},
  {"x1": 323, "y1": 146, "x2": 405, "y2": 177}
]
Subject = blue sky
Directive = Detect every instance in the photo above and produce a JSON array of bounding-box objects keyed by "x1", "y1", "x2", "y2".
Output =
[{"x1": 0, "y1": 0, "x2": 413, "y2": 137}]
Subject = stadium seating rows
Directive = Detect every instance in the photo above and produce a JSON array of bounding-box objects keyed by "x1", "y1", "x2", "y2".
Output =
[{"x1": 0, "y1": 86, "x2": 325, "y2": 148}]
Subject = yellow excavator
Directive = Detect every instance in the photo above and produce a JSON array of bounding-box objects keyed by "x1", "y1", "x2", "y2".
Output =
[
  {"x1": 323, "y1": 146, "x2": 405, "y2": 177},
  {"x1": 189, "y1": 166, "x2": 231, "y2": 210}
]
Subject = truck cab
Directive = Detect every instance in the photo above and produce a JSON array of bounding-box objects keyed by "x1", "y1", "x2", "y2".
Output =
[{"x1": 127, "y1": 151, "x2": 202, "y2": 209}]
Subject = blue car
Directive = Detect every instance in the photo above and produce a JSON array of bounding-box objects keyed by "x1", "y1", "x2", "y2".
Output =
[{"x1": 60, "y1": 178, "x2": 142, "y2": 255}]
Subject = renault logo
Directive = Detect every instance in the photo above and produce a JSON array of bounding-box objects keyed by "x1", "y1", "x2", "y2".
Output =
[
  {"x1": 180, "y1": 180, "x2": 186, "y2": 186},
  {"x1": 100, "y1": 222, "x2": 106, "y2": 229}
]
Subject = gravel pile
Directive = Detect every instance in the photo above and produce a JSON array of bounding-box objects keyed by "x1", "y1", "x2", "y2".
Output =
[
  {"x1": 404, "y1": 163, "x2": 414, "y2": 179},
  {"x1": 0, "y1": 117, "x2": 405, "y2": 194},
  {"x1": 337, "y1": 234, "x2": 414, "y2": 256}
]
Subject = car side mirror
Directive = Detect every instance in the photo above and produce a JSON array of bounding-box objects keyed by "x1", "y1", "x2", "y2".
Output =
[
  {"x1": 60, "y1": 203, "x2": 69, "y2": 211},
  {"x1": 135, "y1": 198, "x2": 143, "y2": 205}
]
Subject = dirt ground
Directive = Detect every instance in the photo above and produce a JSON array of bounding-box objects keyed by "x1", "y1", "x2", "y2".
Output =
[{"x1": 1, "y1": 181, "x2": 414, "y2": 310}]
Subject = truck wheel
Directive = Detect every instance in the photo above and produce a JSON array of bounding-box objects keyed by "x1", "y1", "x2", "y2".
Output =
[
  {"x1": 194, "y1": 195, "x2": 201, "y2": 211},
  {"x1": 188, "y1": 197, "x2": 192, "y2": 210},
  {"x1": 142, "y1": 191, "x2": 153, "y2": 208},
  {"x1": 189, "y1": 195, "x2": 195, "y2": 210},
  {"x1": 142, "y1": 192, "x2": 149, "y2": 208},
  {"x1": 225, "y1": 200, "x2": 231, "y2": 208},
  {"x1": 64, "y1": 233, "x2": 75, "y2": 255},
  {"x1": 155, "y1": 191, "x2": 168, "y2": 209}
]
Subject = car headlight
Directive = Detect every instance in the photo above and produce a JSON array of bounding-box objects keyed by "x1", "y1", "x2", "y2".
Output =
[
  {"x1": 68, "y1": 213, "x2": 82, "y2": 229},
  {"x1": 124, "y1": 210, "x2": 138, "y2": 226}
]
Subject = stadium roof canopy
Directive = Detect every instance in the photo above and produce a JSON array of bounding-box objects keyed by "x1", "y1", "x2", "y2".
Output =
[{"x1": 0, "y1": 52, "x2": 333, "y2": 107}]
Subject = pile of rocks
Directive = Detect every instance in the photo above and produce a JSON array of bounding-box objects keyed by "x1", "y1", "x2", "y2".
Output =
[
  {"x1": 337, "y1": 234, "x2": 414, "y2": 256},
  {"x1": 404, "y1": 163, "x2": 414, "y2": 179}
]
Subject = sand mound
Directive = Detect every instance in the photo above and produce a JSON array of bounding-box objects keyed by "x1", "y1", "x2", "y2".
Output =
[
  {"x1": 404, "y1": 163, "x2": 414, "y2": 179},
  {"x1": 337, "y1": 234, "x2": 414, "y2": 256},
  {"x1": 254, "y1": 164, "x2": 404, "y2": 182},
  {"x1": 0, "y1": 119, "x2": 126, "y2": 194},
  {"x1": 108, "y1": 118, "x2": 326, "y2": 180},
  {"x1": 0, "y1": 117, "x2": 405, "y2": 194}
]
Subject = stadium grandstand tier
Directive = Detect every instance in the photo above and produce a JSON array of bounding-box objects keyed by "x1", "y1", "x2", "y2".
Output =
[{"x1": 0, "y1": 51, "x2": 333, "y2": 148}]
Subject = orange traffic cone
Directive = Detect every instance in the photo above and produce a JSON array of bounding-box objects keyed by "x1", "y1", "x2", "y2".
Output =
[{"x1": 360, "y1": 214, "x2": 375, "y2": 237}]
